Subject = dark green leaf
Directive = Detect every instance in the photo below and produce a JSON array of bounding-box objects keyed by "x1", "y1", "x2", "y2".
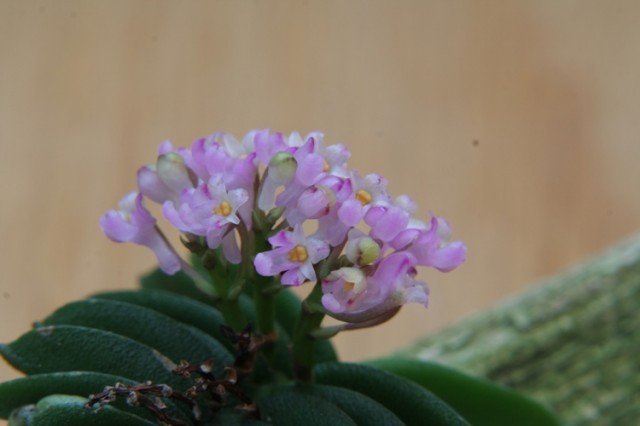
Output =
[
  {"x1": 42, "y1": 299, "x2": 232, "y2": 374},
  {"x1": 140, "y1": 268, "x2": 213, "y2": 304},
  {"x1": 92, "y1": 289, "x2": 230, "y2": 347},
  {"x1": 0, "y1": 372, "x2": 189, "y2": 423},
  {"x1": 0, "y1": 372, "x2": 134, "y2": 419},
  {"x1": 259, "y1": 387, "x2": 356, "y2": 426},
  {"x1": 27, "y1": 394, "x2": 153, "y2": 426},
  {"x1": 8, "y1": 404, "x2": 36, "y2": 425},
  {"x1": 368, "y1": 358, "x2": 560, "y2": 426},
  {"x1": 210, "y1": 408, "x2": 269, "y2": 425},
  {"x1": 315, "y1": 362, "x2": 469, "y2": 426},
  {"x1": 0, "y1": 325, "x2": 188, "y2": 389},
  {"x1": 139, "y1": 268, "x2": 338, "y2": 364},
  {"x1": 304, "y1": 384, "x2": 403, "y2": 426}
]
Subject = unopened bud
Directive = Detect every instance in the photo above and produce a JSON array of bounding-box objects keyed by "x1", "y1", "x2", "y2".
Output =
[
  {"x1": 346, "y1": 237, "x2": 380, "y2": 266},
  {"x1": 268, "y1": 152, "x2": 297, "y2": 184},
  {"x1": 157, "y1": 152, "x2": 196, "y2": 192}
]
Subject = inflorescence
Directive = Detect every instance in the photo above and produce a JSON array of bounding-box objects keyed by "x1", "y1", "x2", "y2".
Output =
[{"x1": 100, "y1": 130, "x2": 466, "y2": 326}]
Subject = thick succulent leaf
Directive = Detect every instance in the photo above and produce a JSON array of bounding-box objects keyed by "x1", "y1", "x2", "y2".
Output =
[
  {"x1": 315, "y1": 362, "x2": 469, "y2": 426},
  {"x1": 139, "y1": 268, "x2": 338, "y2": 365},
  {"x1": 0, "y1": 372, "x2": 189, "y2": 423},
  {"x1": 0, "y1": 372, "x2": 134, "y2": 419},
  {"x1": 8, "y1": 404, "x2": 36, "y2": 425},
  {"x1": 368, "y1": 358, "x2": 560, "y2": 426},
  {"x1": 259, "y1": 387, "x2": 356, "y2": 426},
  {"x1": 19, "y1": 394, "x2": 153, "y2": 426},
  {"x1": 210, "y1": 408, "x2": 269, "y2": 425},
  {"x1": 0, "y1": 325, "x2": 189, "y2": 389},
  {"x1": 140, "y1": 268, "x2": 213, "y2": 304},
  {"x1": 304, "y1": 384, "x2": 404, "y2": 425},
  {"x1": 42, "y1": 298, "x2": 232, "y2": 374},
  {"x1": 92, "y1": 289, "x2": 230, "y2": 347}
]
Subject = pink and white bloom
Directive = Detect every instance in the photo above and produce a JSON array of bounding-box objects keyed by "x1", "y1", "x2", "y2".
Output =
[
  {"x1": 337, "y1": 172, "x2": 390, "y2": 227},
  {"x1": 397, "y1": 216, "x2": 467, "y2": 272},
  {"x1": 100, "y1": 192, "x2": 181, "y2": 274},
  {"x1": 162, "y1": 177, "x2": 248, "y2": 262},
  {"x1": 254, "y1": 225, "x2": 330, "y2": 286},
  {"x1": 321, "y1": 251, "x2": 428, "y2": 317}
]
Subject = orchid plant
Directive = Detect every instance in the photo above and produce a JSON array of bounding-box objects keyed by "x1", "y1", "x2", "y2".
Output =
[{"x1": 0, "y1": 131, "x2": 558, "y2": 425}]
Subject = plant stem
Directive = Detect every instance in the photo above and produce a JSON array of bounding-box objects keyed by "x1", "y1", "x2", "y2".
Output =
[
  {"x1": 216, "y1": 299, "x2": 248, "y2": 331},
  {"x1": 291, "y1": 282, "x2": 325, "y2": 383},
  {"x1": 208, "y1": 260, "x2": 248, "y2": 332}
]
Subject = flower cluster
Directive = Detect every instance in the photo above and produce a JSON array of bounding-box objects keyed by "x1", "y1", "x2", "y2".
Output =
[{"x1": 101, "y1": 130, "x2": 466, "y2": 323}]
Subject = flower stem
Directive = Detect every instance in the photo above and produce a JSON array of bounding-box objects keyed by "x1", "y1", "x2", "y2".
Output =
[
  {"x1": 207, "y1": 256, "x2": 248, "y2": 332},
  {"x1": 216, "y1": 299, "x2": 248, "y2": 331},
  {"x1": 291, "y1": 282, "x2": 325, "y2": 383}
]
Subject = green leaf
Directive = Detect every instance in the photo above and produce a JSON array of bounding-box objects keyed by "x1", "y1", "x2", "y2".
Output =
[
  {"x1": 26, "y1": 394, "x2": 153, "y2": 426},
  {"x1": 368, "y1": 358, "x2": 560, "y2": 426},
  {"x1": 0, "y1": 372, "x2": 189, "y2": 423},
  {"x1": 92, "y1": 289, "x2": 230, "y2": 347},
  {"x1": 0, "y1": 325, "x2": 188, "y2": 389},
  {"x1": 304, "y1": 384, "x2": 404, "y2": 425},
  {"x1": 138, "y1": 268, "x2": 338, "y2": 364},
  {"x1": 42, "y1": 298, "x2": 232, "y2": 374},
  {"x1": 8, "y1": 404, "x2": 36, "y2": 425},
  {"x1": 315, "y1": 362, "x2": 469, "y2": 426},
  {"x1": 210, "y1": 408, "x2": 269, "y2": 425},
  {"x1": 140, "y1": 268, "x2": 213, "y2": 304},
  {"x1": 0, "y1": 372, "x2": 134, "y2": 419},
  {"x1": 259, "y1": 387, "x2": 356, "y2": 426}
]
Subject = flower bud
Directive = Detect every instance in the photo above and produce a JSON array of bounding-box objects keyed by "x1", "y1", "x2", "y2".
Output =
[
  {"x1": 157, "y1": 152, "x2": 196, "y2": 192},
  {"x1": 268, "y1": 152, "x2": 297, "y2": 184},
  {"x1": 346, "y1": 236, "x2": 380, "y2": 266}
]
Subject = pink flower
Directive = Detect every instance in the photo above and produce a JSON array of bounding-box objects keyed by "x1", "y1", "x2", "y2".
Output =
[
  {"x1": 393, "y1": 216, "x2": 467, "y2": 272},
  {"x1": 337, "y1": 172, "x2": 390, "y2": 227},
  {"x1": 321, "y1": 252, "x2": 428, "y2": 317},
  {"x1": 254, "y1": 225, "x2": 330, "y2": 286},
  {"x1": 100, "y1": 192, "x2": 181, "y2": 274},
  {"x1": 162, "y1": 177, "x2": 248, "y2": 263}
]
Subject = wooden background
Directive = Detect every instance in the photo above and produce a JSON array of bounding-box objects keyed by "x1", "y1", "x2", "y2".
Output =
[{"x1": 2, "y1": 0, "x2": 640, "y2": 388}]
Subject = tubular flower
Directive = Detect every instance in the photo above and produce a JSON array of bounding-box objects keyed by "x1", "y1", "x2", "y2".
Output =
[
  {"x1": 99, "y1": 192, "x2": 181, "y2": 274},
  {"x1": 101, "y1": 129, "x2": 466, "y2": 325}
]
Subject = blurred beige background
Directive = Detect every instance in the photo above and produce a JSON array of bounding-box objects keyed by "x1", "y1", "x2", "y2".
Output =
[{"x1": 2, "y1": 0, "x2": 640, "y2": 387}]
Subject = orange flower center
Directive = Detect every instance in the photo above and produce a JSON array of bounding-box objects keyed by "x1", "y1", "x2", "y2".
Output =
[
  {"x1": 355, "y1": 189, "x2": 372, "y2": 205},
  {"x1": 288, "y1": 245, "x2": 309, "y2": 262},
  {"x1": 342, "y1": 281, "x2": 355, "y2": 292},
  {"x1": 213, "y1": 201, "x2": 232, "y2": 217}
]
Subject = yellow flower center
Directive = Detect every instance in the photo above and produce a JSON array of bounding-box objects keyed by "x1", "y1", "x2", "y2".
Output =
[
  {"x1": 213, "y1": 201, "x2": 232, "y2": 217},
  {"x1": 342, "y1": 281, "x2": 355, "y2": 293},
  {"x1": 288, "y1": 245, "x2": 309, "y2": 262},
  {"x1": 355, "y1": 189, "x2": 372, "y2": 205},
  {"x1": 323, "y1": 160, "x2": 330, "y2": 172}
]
